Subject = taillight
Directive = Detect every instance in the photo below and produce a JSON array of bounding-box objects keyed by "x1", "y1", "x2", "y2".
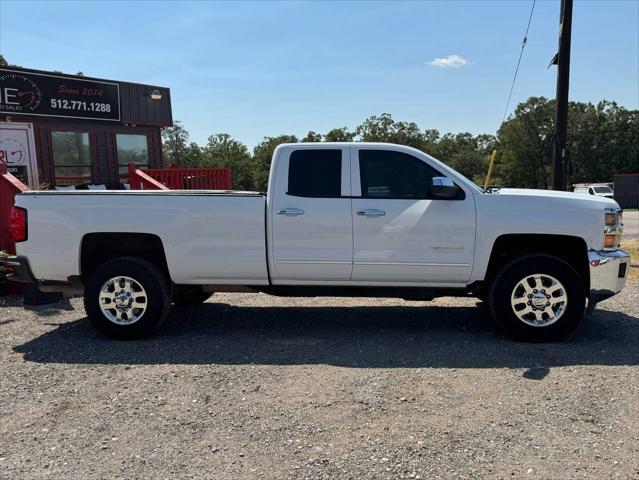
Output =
[{"x1": 10, "y1": 206, "x2": 27, "y2": 242}]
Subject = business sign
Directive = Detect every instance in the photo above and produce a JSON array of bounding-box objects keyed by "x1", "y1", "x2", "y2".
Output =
[{"x1": 0, "y1": 69, "x2": 120, "y2": 121}]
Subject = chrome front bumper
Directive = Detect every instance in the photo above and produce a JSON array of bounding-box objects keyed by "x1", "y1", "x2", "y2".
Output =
[{"x1": 588, "y1": 249, "x2": 631, "y2": 305}]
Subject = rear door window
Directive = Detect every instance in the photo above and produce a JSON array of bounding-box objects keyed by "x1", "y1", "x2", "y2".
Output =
[{"x1": 288, "y1": 149, "x2": 342, "y2": 197}]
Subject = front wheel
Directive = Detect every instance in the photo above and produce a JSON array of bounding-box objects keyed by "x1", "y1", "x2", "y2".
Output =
[
  {"x1": 487, "y1": 254, "x2": 586, "y2": 341},
  {"x1": 84, "y1": 257, "x2": 171, "y2": 339}
]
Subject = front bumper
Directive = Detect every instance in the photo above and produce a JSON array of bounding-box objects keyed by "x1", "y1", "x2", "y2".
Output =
[{"x1": 588, "y1": 249, "x2": 631, "y2": 304}]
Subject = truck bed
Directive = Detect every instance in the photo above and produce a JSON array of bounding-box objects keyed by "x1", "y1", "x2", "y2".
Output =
[{"x1": 14, "y1": 191, "x2": 270, "y2": 285}]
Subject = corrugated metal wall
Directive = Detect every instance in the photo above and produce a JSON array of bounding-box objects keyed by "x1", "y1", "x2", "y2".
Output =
[
  {"x1": 614, "y1": 174, "x2": 639, "y2": 209},
  {"x1": 119, "y1": 83, "x2": 172, "y2": 126}
]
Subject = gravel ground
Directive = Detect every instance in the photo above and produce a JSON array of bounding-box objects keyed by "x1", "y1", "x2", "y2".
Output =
[{"x1": 1, "y1": 287, "x2": 638, "y2": 480}]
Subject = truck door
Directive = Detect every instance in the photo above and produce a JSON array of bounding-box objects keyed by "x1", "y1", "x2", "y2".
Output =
[
  {"x1": 350, "y1": 146, "x2": 475, "y2": 284},
  {"x1": 269, "y1": 146, "x2": 353, "y2": 281}
]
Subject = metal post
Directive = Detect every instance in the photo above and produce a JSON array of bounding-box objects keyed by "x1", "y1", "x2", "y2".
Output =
[
  {"x1": 552, "y1": 0, "x2": 573, "y2": 191},
  {"x1": 484, "y1": 150, "x2": 497, "y2": 191}
]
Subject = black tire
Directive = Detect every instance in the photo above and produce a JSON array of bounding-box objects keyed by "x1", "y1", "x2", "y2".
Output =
[
  {"x1": 487, "y1": 254, "x2": 585, "y2": 341},
  {"x1": 173, "y1": 286, "x2": 213, "y2": 306},
  {"x1": 84, "y1": 256, "x2": 171, "y2": 340}
]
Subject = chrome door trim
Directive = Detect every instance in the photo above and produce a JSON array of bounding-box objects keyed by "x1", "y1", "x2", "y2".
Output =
[
  {"x1": 276, "y1": 260, "x2": 353, "y2": 265},
  {"x1": 354, "y1": 261, "x2": 471, "y2": 267}
]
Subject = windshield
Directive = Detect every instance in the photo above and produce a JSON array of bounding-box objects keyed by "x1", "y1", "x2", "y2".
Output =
[{"x1": 593, "y1": 186, "x2": 613, "y2": 194}]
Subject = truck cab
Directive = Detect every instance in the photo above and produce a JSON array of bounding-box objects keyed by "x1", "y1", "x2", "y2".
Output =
[{"x1": 267, "y1": 143, "x2": 476, "y2": 285}]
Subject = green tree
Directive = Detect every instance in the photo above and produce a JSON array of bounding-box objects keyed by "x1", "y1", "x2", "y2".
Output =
[
  {"x1": 251, "y1": 135, "x2": 298, "y2": 191},
  {"x1": 324, "y1": 127, "x2": 355, "y2": 142},
  {"x1": 567, "y1": 100, "x2": 639, "y2": 184},
  {"x1": 185, "y1": 142, "x2": 205, "y2": 168},
  {"x1": 162, "y1": 121, "x2": 193, "y2": 167},
  {"x1": 496, "y1": 97, "x2": 555, "y2": 188},
  {"x1": 203, "y1": 133, "x2": 253, "y2": 190},
  {"x1": 301, "y1": 131, "x2": 323, "y2": 142},
  {"x1": 421, "y1": 129, "x2": 441, "y2": 153},
  {"x1": 495, "y1": 97, "x2": 638, "y2": 188},
  {"x1": 356, "y1": 113, "x2": 425, "y2": 149},
  {"x1": 435, "y1": 132, "x2": 495, "y2": 184},
  {"x1": 0, "y1": 55, "x2": 7, "y2": 66},
  {"x1": 356, "y1": 113, "x2": 396, "y2": 142}
]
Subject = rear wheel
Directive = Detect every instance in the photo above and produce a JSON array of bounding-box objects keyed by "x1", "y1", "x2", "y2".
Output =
[
  {"x1": 487, "y1": 254, "x2": 585, "y2": 341},
  {"x1": 84, "y1": 257, "x2": 171, "y2": 339}
]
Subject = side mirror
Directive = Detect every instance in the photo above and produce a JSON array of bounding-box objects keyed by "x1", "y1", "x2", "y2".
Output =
[{"x1": 431, "y1": 177, "x2": 459, "y2": 199}]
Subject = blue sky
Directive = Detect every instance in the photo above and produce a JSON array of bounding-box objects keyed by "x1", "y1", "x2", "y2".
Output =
[{"x1": 1, "y1": 0, "x2": 637, "y2": 148}]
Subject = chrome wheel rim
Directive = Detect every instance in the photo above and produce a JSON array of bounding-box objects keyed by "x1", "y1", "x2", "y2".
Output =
[
  {"x1": 99, "y1": 276, "x2": 148, "y2": 325},
  {"x1": 510, "y1": 274, "x2": 567, "y2": 327}
]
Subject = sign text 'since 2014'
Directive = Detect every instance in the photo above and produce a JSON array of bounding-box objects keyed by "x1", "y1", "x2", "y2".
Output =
[{"x1": 0, "y1": 69, "x2": 120, "y2": 121}]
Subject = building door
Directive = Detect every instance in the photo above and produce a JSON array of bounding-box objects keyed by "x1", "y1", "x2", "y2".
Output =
[{"x1": 0, "y1": 122, "x2": 39, "y2": 187}]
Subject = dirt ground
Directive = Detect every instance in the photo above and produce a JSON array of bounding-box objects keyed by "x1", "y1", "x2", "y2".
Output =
[{"x1": 1, "y1": 286, "x2": 638, "y2": 480}]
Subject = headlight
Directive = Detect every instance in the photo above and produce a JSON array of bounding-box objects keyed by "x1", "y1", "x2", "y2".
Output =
[
  {"x1": 603, "y1": 208, "x2": 623, "y2": 250},
  {"x1": 605, "y1": 212, "x2": 618, "y2": 225}
]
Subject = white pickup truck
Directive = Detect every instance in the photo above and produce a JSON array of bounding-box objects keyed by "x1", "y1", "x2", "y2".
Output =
[{"x1": 6, "y1": 143, "x2": 630, "y2": 341}]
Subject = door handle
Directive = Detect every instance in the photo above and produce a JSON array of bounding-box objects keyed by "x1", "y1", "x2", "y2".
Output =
[
  {"x1": 356, "y1": 209, "x2": 386, "y2": 217},
  {"x1": 277, "y1": 208, "x2": 305, "y2": 216}
]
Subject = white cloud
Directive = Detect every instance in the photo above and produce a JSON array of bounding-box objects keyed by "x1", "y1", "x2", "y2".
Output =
[{"x1": 427, "y1": 54, "x2": 469, "y2": 68}]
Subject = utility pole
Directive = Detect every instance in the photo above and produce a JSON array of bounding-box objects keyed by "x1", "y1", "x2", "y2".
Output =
[{"x1": 552, "y1": 0, "x2": 573, "y2": 190}]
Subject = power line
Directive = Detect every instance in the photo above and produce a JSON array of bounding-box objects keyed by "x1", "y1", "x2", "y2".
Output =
[{"x1": 501, "y1": 0, "x2": 537, "y2": 124}]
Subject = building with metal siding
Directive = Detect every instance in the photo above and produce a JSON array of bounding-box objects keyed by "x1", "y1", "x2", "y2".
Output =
[
  {"x1": 614, "y1": 174, "x2": 639, "y2": 209},
  {"x1": 0, "y1": 66, "x2": 172, "y2": 188}
]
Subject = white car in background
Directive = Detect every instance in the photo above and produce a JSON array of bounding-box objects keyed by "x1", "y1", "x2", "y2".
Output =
[{"x1": 574, "y1": 184, "x2": 614, "y2": 199}]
